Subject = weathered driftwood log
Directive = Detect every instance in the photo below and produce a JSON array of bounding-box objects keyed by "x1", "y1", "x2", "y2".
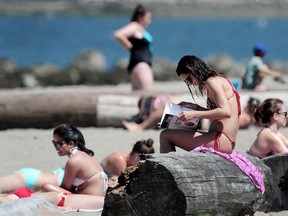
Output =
[
  {"x1": 0, "y1": 91, "x2": 140, "y2": 129},
  {"x1": 0, "y1": 197, "x2": 62, "y2": 216},
  {"x1": 102, "y1": 152, "x2": 281, "y2": 216},
  {"x1": 0, "y1": 90, "x2": 98, "y2": 129},
  {"x1": 262, "y1": 153, "x2": 288, "y2": 210},
  {"x1": 96, "y1": 94, "x2": 139, "y2": 127}
]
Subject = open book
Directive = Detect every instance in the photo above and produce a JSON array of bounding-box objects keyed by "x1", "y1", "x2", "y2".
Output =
[{"x1": 159, "y1": 102, "x2": 200, "y2": 130}]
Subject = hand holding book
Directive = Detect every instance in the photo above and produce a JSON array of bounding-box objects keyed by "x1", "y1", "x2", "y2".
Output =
[{"x1": 159, "y1": 102, "x2": 200, "y2": 131}]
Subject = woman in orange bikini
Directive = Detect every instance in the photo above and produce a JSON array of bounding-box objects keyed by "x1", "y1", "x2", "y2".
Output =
[
  {"x1": 160, "y1": 55, "x2": 241, "y2": 154},
  {"x1": 0, "y1": 124, "x2": 107, "y2": 210}
]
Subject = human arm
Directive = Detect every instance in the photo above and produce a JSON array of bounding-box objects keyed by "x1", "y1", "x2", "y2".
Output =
[
  {"x1": 114, "y1": 22, "x2": 137, "y2": 50},
  {"x1": 178, "y1": 77, "x2": 232, "y2": 121},
  {"x1": 268, "y1": 133, "x2": 288, "y2": 154},
  {"x1": 60, "y1": 160, "x2": 79, "y2": 192},
  {"x1": 260, "y1": 64, "x2": 282, "y2": 80},
  {"x1": 277, "y1": 132, "x2": 288, "y2": 148}
]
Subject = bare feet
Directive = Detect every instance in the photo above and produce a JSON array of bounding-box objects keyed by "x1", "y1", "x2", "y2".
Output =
[{"x1": 122, "y1": 121, "x2": 143, "y2": 132}]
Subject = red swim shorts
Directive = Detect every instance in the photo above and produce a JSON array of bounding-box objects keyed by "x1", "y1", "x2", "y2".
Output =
[{"x1": 11, "y1": 188, "x2": 35, "y2": 198}]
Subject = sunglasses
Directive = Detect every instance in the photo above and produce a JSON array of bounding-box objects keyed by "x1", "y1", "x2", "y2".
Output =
[
  {"x1": 52, "y1": 140, "x2": 66, "y2": 148},
  {"x1": 278, "y1": 111, "x2": 288, "y2": 117}
]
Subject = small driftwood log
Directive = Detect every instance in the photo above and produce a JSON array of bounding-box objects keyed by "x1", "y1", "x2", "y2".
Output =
[{"x1": 102, "y1": 152, "x2": 282, "y2": 216}]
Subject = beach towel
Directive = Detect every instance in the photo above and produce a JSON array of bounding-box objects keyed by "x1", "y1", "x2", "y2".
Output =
[{"x1": 192, "y1": 146, "x2": 265, "y2": 194}]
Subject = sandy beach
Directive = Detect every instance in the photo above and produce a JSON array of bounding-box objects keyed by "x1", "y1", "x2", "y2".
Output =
[{"x1": 1, "y1": 78, "x2": 288, "y2": 215}]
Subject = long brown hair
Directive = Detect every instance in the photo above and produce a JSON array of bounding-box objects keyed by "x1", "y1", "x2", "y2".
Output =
[
  {"x1": 253, "y1": 98, "x2": 283, "y2": 126},
  {"x1": 176, "y1": 55, "x2": 221, "y2": 99}
]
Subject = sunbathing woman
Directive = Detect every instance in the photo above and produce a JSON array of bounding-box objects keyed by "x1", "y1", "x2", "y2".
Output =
[
  {"x1": 0, "y1": 167, "x2": 64, "y2": 194},
  {"x1": 239, "y1": 97, "x2": 260, "y2": 129},
  {"x1": 122, "y1": 95, "x2": 181, "y2": 131},
  {"x1": 160, "y1": 55, "x2": 241, "y2": 154},
  {"x1": 247, "y1": 98, "x2": 288, "y2": 158},
  {"x1": 101, "y1": 138, "x2": 155, "y2": 177},
  {"x1": 0, "y1": 124, "x2": 108, "y2": 210}
]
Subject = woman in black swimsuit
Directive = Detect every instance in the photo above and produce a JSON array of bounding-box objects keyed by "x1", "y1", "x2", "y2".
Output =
[{"x1": 114, "y1": 4, "x2": 154, "y2": 91}]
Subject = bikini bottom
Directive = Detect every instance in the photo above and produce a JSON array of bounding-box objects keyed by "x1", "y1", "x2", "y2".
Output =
[
  {"x1": 214, "y1": 132, "x2": 235, "y2": 151},
  {"x1": 19, "y1": 168, "x2": 41, "y2": 189}
]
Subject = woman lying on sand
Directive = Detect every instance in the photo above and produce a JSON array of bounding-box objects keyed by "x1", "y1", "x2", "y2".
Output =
[
  {"x1": 247, "y1": 98, "x2": 288, "y2": 158},
  {"x1": 0, "y1": 167, "x2": 64, "y2": 194},
  {"x1": 0, "y1": 124, "x2": 107, "y2": 210}
]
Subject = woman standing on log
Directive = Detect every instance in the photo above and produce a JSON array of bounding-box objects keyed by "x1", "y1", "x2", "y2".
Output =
[
  {"x1": 160, "y1": 55, "x2": 241, "y2": 154},
  {"x1": 0, "y1": 124, "x2": 108, "y2": 210},
  {"x1": 247, "y1": 98, "x2": 288, "y2": 158},
  {"x1": 114, "y1": 4, "x2": 154, "y2": 91}
]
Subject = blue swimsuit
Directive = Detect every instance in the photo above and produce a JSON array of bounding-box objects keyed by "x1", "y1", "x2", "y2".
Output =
[
  {"x1": 19, "y1": 167, "x2": 65, "y2": 189},
  {"x1": 127, "y1": 31, "x2": 153, "y2": 73}
]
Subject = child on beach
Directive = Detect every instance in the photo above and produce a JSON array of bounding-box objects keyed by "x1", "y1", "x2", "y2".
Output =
[
  {"x1": 160, "y1": 55, "x2": 241, "y2": 154},
  {"x1": 247, "y1": 98, "x2": 288, "y2": 158},
  {"x1": 242, "y1": 43, "x2": 283, "y2": 91}
]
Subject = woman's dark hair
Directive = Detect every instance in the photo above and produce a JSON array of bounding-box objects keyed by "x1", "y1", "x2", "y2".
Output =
[
  {"x1": 131, "y1": 4, "x2": 149, "y2": 22},
  {"x1": 253, "y1": 98, "x2": 283, "y2": 126},
  {"x1": 246, "y1": 97, "x2": 261, "y2": 114},
  {"x1": 176, "y1": 55, "x2": 220, "y2": 99},
  {"x1": 131, "y1": 138, "x2": 155, "y2": 154},
  {"x1": 53, "y1": 124, "x2": 94, "y2": 156}
]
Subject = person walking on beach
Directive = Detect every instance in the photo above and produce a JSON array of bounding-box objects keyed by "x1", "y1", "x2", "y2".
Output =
[
  {"x1": 160, "y1": 55, "x2": 241, "y2": 154},
  {"x1": 0, "y1": 124, "x2": 107, "y2": 210},
  {"x1": 247, "y1": 98, "x2": 288, "y2": 158},
  {"x1": 242, "y1": 43, "x2": 283, "y2": 91},
  {"x1": 114, "y1": 4, "x2": 154, "y2": 91}
]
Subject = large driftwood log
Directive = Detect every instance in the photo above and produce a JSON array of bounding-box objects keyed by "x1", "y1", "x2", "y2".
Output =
[
  {"x1": 0, "y1": 91, "x2": 140, "y2": 129},
  {"x1": 102, "y1": 152, "x2": 282, "y2": 216}
]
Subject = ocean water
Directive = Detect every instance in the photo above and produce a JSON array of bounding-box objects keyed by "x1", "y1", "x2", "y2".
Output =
[{"x1": 0, "y1": 15, "x2": 287, "y2": 69}]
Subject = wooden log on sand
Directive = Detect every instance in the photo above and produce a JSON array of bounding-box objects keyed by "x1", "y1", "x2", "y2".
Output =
[
  {"x1": 0, "y1": 197, "x2": 61, "y2": 215},
  {"x1": 102, "y1": 152, "x2": 283, "y2": 216},
  {"x1": 0, "y1": 90, "x2": 140, "y2": 129}
]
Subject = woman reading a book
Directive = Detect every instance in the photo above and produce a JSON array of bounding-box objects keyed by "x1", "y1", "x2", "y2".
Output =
[{"x1": 160, "y1": 55, "x2": 241, "y2": 154}]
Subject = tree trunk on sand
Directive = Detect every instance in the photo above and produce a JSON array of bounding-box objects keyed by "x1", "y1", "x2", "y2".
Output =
[
  {"x1": 0, "y1": 91, "x2": 139, "y2": 129},
  {"x1": 262, "y1": 153, "x2": 288, "y2": 210},
  {"x1": 102, "y1": 152, "x2": 281, "y2": 216}
]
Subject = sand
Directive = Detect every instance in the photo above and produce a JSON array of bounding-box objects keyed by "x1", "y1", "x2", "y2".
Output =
[{"x1": 0, "y1": 78, "x2": 288, "y2": 215}]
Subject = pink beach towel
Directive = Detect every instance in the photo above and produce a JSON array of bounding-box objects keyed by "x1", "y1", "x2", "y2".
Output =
[{"x1": 192, "y1": 146, "x2": 265, "y2": 194}]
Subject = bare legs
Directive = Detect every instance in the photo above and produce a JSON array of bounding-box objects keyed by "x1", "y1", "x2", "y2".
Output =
[
  {"x1": 160, "y1": 129, "x2": 216, "y2": 153},
  {"x1": 130, "y1": 62, "x2": 154, "y2": 91},
  {"x1": 122, "y1": 107, "x2": 164, "y2": 131},
  {"x1": 0, "y1": 172, "x2": 26, "y2": 194}
]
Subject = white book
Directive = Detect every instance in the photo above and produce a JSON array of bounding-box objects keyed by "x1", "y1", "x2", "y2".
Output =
[{"x1": 159, "y1": 102, "x2": 200, "y2": 130}]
